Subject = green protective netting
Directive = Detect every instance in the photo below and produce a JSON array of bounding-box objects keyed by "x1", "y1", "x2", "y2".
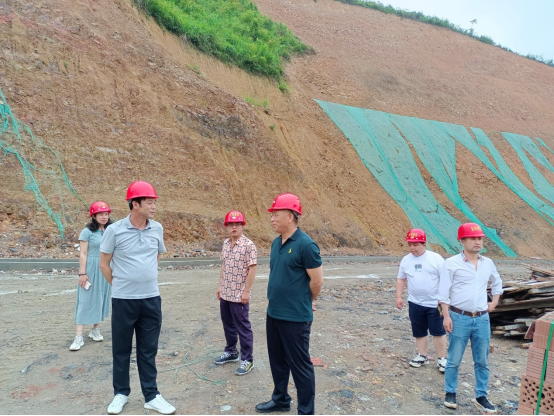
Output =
[
  {"x1": 316, "y1": 100, "x2": 554, "y2": 256},
  {"x1": 315, "y1": 100, "x2": 462, "y2": 254},
  {"x1": 385, "y1": 115, "x2": 515, "y2": 257},
  {"x1": 466, "y1": 128, "x2": 554, "y2": 227},
  {"x1": 536, "y1": 137, "x2": 554, "y2": 155},
  {"x1": 0, "y1": 87, "x2": 86, "y2": 237},
  {"x1": 502, "y1": 132, "x2": 554, "y2": 204}
]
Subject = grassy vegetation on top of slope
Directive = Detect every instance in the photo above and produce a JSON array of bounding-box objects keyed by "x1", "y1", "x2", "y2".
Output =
[
  {"x1": 136, "y1": 0, "x2": 312, "y2": 78},
  {"x1": 335, "y1": 0, "x2": 554, "y2": 68}
]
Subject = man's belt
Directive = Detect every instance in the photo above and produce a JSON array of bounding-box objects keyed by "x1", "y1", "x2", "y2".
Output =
[{"x1": 450, "y1": 306, "x2": 488, "y2": 318}]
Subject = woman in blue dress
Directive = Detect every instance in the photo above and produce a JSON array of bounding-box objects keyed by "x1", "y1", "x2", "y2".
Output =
[{"x1": 69, "y1": 201, "x2": 113, "y2": 351}]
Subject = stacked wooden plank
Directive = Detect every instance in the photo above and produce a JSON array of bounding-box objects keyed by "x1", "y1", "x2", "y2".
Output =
[
  {"x1": 518, "y1": 312, "x2": 554, "y2": 415},
  {"x1": 490, "y1": 265, "x2": 554, "y2": 342}
]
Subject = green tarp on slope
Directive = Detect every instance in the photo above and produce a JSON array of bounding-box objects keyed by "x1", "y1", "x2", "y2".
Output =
[
  {"x1": 316, "y1": 100, "x2": 463, "y2": 254},
  {"x1": 316, "y1": 100, "x2": 554, "y2": 256},
  {"x1": 503, "y1": 132, "x2": 554, "y2": 205}
]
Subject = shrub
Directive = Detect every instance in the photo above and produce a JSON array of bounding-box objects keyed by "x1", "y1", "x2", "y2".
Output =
[
  {"x1": 278, "y1": 81, "x2": 290, "y2": 94},
  {"x1": 245, "y1": 96, "x2": 269, "y2": 110},
  {"x1": 136, "y1": 0, "x2": 313, "y2": 78}
]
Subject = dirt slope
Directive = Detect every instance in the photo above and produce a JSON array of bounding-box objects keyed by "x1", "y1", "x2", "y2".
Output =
[{"x1": 1, "y1": 0, "x2": 554, "y2": 258}]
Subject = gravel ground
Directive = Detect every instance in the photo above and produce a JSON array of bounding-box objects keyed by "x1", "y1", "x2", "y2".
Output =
[{"x1": 0, "y1": 261, "x2": 535, "y2": 414}]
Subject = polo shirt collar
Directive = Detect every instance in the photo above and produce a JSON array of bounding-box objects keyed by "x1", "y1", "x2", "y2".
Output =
[
  {"x1": 461, "y1": 251, "x2": 484, "y2": 262},
  {"x1": 124, "y1": 214, "x2": 152, "y2": 230},
  {"x1": 280, "y1": 227, "x2": 301, "y2": 241}
]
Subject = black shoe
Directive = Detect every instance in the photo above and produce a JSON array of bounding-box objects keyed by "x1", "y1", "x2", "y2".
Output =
[
  {"x1": 444, "y1": 393, "x2": 457, "y2": 409},
  {"x1": 214, "y1": 352, "x2": 240, "y2": 365},
  {"x1": 474, "y1": 396, "x2": 497, "y2": 413},
  {"x1": 255, "y1": 400, "x2": 291, "y2": 413}
]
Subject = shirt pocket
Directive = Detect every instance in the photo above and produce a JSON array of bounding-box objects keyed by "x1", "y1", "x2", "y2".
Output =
[{"x1": 146, "y1": 236, "x2": 160, "y2": 250}]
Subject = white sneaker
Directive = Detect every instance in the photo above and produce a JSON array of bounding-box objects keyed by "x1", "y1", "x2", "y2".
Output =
[
  {"x1": 69, "y1": 335, "x2": 84, "y2": 351},
  {"x1": 409, "y1": 353, "x2": 429, "y2": 368},
  {"x1": 437, "y1": 357, "x2": 447, "y2": 373},
  {"x1": 89, "y1": 328, "x2": 104, "y2": 341},
  {"x1": 107, "y1": 394, "x2": 128, "y2": 415},
  {"x1": 144, "y1": 394, "x2": 176, "y2": 415}
]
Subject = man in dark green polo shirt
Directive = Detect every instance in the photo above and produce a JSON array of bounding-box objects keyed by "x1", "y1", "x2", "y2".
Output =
[{"x1": 255, "y1": 193, "x2": 323, "y2": 415}]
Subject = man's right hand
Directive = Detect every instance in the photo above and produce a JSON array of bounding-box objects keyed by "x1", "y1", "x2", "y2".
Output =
[
  {"x1": 443, "y1": 316, "x2": 453, "y2": 333},
  {"x1": 78, "y1": 274, "x2": 89, "y2": 288},
  {"x1": 395, "y1": 298, "x2": 404, "y2": 310},
  {"x1": 216, "y1": 287, "x2": 221, "y2": 300}
]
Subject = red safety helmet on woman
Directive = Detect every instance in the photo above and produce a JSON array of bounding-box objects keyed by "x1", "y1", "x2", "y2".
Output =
[
  {"x1": 457, "y1": 223, "x2": 485, "y2": 240},
  {"x1": 89, "y1": 201, "x2": 111, "y2": 217},
  {"x1": 267, "y1": 193, "x2": 302, "y2": 215},
  {"x1": 224, "y1": 211, "x2": 246, "y2": 226},
  {"x1": 125, "y1": 181, "x2": 158, "y2": 200},
  {"x1": 405, "y1": 228, "x2": 426, "y2": 243}
]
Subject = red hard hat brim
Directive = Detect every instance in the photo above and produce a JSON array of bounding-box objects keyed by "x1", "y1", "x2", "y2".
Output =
[
  {"x1": 91, "y1": 210, "x2": 111, "y2": 216},
  {"x1": 458, "y1": 234, "x2": 486, "y2": 241},
  {"x1": 267, "y1": 207, "x2": 301, "y2": 215},
  {"x1": 126, "y1": 195, "x2": 158, "y2": 200}
]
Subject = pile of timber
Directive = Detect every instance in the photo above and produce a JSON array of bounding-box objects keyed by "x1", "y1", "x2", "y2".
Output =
[{"x1": 490, "y1": 265, "x2": 554, "y2": 342}]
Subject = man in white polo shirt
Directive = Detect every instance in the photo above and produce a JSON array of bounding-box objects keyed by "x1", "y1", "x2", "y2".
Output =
[
  {"x1": 99, "y1": 181, "x2": 175, "y2": 415},
  {"x1": 439, "y1": 223, "x2": 503, "y2": 414},
  {"x1": 396, "y1": 228, "x2": 446, "y2": 372}
]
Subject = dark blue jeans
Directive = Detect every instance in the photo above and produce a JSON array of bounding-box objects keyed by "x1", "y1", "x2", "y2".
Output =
[{"x1": 220, "y1": 298, "x2": 254, "y2": 362}]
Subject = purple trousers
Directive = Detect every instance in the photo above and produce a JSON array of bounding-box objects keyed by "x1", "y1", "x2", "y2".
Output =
[{"x1": 220, "y1": 298, "x2": 254, "y2": 362}]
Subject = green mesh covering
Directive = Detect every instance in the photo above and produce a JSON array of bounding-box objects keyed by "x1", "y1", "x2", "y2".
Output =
[
  {"x1": 315, "y1": 99, "x2": 554, "y2": 256},
  {"x1": 386, "y1": 115, "x2": 515, "y2": 257},
  {"x1": 502, "y1": 132, "x2": 554, "y2": 204},
  {"x1": 468, "y1": 128, "x2": 554, "y2": 227},
  {"x1": 0, "y1": 87, "x2": 86, "y2": 237},
  {"x1": 536, "y1": 137, "x2": 554, "y2": 155},
  {"x1": 315, "y1": 100, "x2": 462, "y2": 254}
]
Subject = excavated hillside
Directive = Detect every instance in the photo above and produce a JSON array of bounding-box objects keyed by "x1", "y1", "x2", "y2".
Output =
[{"x1": 1, "y1": 0, "x2": 554, "y2": 258}]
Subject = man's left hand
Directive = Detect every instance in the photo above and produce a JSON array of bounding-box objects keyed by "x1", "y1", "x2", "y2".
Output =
[
  {"x1": 241, "y1": 291, "x2": 250, "y2": 304},
  {"x1": 487, "y1": 302, "x2": 498, "y2": 313}
]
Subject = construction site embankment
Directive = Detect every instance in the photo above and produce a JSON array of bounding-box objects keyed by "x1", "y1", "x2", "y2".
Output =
[{"x1": 0, "y1": 0, "x2": 553, "y2": 259}]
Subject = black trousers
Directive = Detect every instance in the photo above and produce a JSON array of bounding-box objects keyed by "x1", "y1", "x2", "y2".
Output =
[
  {"x1": 266, "y1": 314, "x2": 315, "y2": 415},
  {"x1": 112, "y1": 296, "x2": 162, "y2": 402}
]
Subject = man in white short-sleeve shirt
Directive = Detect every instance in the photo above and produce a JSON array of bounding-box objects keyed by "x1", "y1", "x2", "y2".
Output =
[{"x1": 396, "y1": 228, "x2": 447, "y2": 372}]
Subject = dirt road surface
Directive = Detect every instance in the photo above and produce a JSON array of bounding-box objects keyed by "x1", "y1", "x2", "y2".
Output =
[{"x1": 1, "y1": 262, "x2": 534, "y2": 414}]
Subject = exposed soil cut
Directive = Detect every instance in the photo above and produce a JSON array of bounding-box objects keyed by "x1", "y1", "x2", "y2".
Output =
[{"x1": 0, "y1": 0, "x2": 553, "y2": 258}]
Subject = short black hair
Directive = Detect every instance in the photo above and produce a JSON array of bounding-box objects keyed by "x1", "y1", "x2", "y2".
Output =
[
  {"x1": 128, "y1": 197, "x2": 147, "y2": 210},
  {"x1": 289, "y1": 210, "x2": 299, "y2": 224}
]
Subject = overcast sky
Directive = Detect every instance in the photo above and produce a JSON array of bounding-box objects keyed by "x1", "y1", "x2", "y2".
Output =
[{"x1": 379, "y1": 0, "x2": 554, "y2": 62}]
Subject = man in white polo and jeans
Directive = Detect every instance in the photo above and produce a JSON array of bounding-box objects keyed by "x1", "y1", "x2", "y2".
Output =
[
  {"x1": 100, "y1": 181, "x2": 175, "y2": 415},
  {"x1": 439, "y1": 223, "x2": 502, "y2": 413},
  {"x1": 396, "y1": 228, "x2": 447, "y2": 372}
]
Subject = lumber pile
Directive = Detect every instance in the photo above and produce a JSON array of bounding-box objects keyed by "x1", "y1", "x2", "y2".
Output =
[
  {"x1": 518, "y1": 312, "x2": 554, "y2": 415},
  {"x1": 490, "y1": 265, "x2": 554, "y2": 342}
]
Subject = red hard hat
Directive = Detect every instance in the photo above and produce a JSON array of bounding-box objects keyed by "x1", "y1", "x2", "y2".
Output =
[
  {"x1": 126, "y1": 181, "x2": 158, "y2": 200},
  {"x1": 224, "y1": 211, "x2": 246, "y2": 226},
  {"x1": 406, "y1": 228, "x2": 426, "y2": 243},
  {"x1": 458, "y1": 223, "x2": 485, "y2": 240},
  {"x1": 267, "y1": 193, "x2": 302, "y2": 215},
  {"x1": 90, "y1": 201, "x2": 111, "y2": 217}
]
